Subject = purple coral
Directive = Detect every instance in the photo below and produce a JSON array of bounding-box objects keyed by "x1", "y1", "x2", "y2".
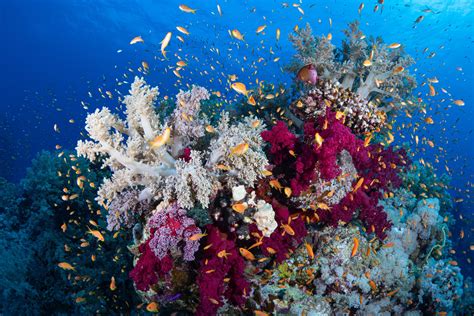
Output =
[
  {"x1": 107, "y1": 189, "x2": 150, "y2": 231},
  {"x1": 148, "y1": 203, "x2": 201, "y2": 261}
]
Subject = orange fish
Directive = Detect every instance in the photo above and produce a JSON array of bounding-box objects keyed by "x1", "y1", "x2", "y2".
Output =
[
  {"x1": 239, "y1": 248, "x2": 256, "y2": 260},
  {"x1": 232, "y1": 203, "x2": 248, "y2": 214},
  {"x1": 58, "y1": 262, "x2": 75, "y2": 271},
  {"x1": 110, "y1": 276, "x2": 117, "y2": 291},
  {"x1": 230, "y1": 142, "x2": 249, "y2": 155},
  {"x1": 146, "y1": 302, "x2": 159, "y2": 312},
  {"x1": 149, "y1": 128, "x2": 171, "y2": 148},
  {"x1": 351, "y1": 238, "x2": 359, "y2": 257},
  {"x1": 87, "y1": 227, "x2": 105, "y2": 242},
  {"x1": 305, "y1": 242, "x2": 314, "y2": 259},
  {"x1": 353, "y1": 177, "x2": 364, "y2": 193}
]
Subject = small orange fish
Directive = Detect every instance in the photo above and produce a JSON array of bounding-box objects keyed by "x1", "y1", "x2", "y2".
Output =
[
  {"x1": 353, "y1": 177, "x2": 364, "y2": 193},
  {"x1": 75, "y1": 297, "x2": 86, "y2": 303},
  {"x1": 87, "y1": 227, "x2": 105, "y2": 242},
  {"x1": 429, "y1": 84, "x2": 436, "y2": 96},
  {"x1": 189, "y1": 233, "x2": 207, "y2": 241},
  {"x1": 130, "y1": 36, "x2": 144, "y2": 45},
  {"x1": 281, "y1": 224, "x2": 295, "y2": 236},
  {"x1": 284, "y1": 187, "x2": 292, "y2": 198},
  {"x1": 146, "y1": 302, "x2": 160, "y2": 312},
  {"x1": 231, "y1": 82, "x2": 247, "y2": 95},
  {"x1": 393, "y1": 66, "x2": 404, "y2": 74},
  {"x1": 149, "y1": 128, "x2": 171, "y2": 148},
  {"x1": 425, "y1": 117, "x2": 434, "y2": 124},
  {"x1": 387, "y1": 288, "x2": 399, "y2": 297},
  {"x1": 453, "y1": 99, "x2": 465, "y2": 106},
  {"x1": 266, "y1": 247, "x2": 277, "y2": 254},
  {"x1": 351, "y1": 238, "x2": 359, "y2": 257},
  {"x1": 247, "y1": 95, "x2": 256, "y2": 106},
  {"x1": 231, "y1": 29, "x2": 244, "y2": 40},
  {"x1": 388, "y1": 43, "x2": 401, "y2": 49},
  {"x1": 305, "y1": 242, "x2": 314, "y2": 259},
  {"x1": 217, "y1": 250, "x2": 231, "y2": 258},
  {"x1": 179, "y1": 4, "x2": 196, "y2": 13},
  {"x1": 232, "y1": 203, "x2": 248, "y2": 214},
  {"x1": 369, "y1": 280, "x2": 377, "y2": 291},
  {"x1": 110, "y1": 276, "x2": 117, "y2": 291},
  {"x1": 58, "y1": 262, "x2": 75, "y2": 271},
  {"x1": 209, "y1": 298, "x2": 220, "y2": 305},
  {"x1": 314, "y1": 133, "x2": 324, "y2": 148},
  {"x1": 230, "y1": 142, "x2": 249, "y2": 155},
  {"x1": 176, "y1": 26, "x2": 190, "y2": 35},
  {"x1": 382, "y1": 242, "x2": 394, "y2": 248},
  {"x1": 363, "y1": 59, "x2": 372, "y2": 67},
  {"x1": 269, "y1": 179, "x2": 282, "y2": 190},
  {"x1": 239, "y1": 248, "x2": 256, "y2": 260},
  {"x1": 205, "y1": 125, "x2": 215, "y2": 133},
  {"x1": 256, "y1": 25, "x2": 267, "y2": 34}
]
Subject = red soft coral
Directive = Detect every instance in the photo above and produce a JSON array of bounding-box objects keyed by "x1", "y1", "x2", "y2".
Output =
[
  {"x1": 129, "y1": 233, "x2": 173, "y2": 291},
  {"x1": 250, "y1": 199, "x2": 307, "y2": 263},
  {"x1": 196, "y1": 225, "x2": 249, "y2": 316}
]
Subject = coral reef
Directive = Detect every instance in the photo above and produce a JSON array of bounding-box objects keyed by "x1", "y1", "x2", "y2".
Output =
[{"x1": 64, "y1": 20, "x2": 469, "y2": 315}]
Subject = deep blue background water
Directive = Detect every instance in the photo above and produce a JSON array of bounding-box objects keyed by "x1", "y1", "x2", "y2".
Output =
[{"x1": 1, "y1": 0, "x2": 473, "y2": 264}]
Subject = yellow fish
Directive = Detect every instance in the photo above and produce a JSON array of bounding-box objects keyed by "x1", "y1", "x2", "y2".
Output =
[
  {"x1": 231, "y1": 29, "x2": 244, "y2": 40},
  {"x1": 276, "y1": 28, "x2": 281, "y2": 41},
  {"x1": 231, "y1": 82, "x2": 247, "y2": 95},
  {"x1": 230, "y1": 142, "x2": 249, "y2": 155},
  {"x1": 149, "y1": 128, "x2": 171, "y2": 148},
  {"x1": 314, "y1": 133, "x2": 324, "y2": 148}
]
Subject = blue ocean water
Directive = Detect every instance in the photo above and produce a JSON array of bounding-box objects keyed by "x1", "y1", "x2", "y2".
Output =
[{"x1": 0, "y1": 0, "x2": 473, "y2": 314}]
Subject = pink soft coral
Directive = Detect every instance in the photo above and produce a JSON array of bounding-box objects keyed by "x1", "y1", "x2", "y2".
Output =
[{"x1": 148, "y1": 202, "x2": 201, "y2": 261}]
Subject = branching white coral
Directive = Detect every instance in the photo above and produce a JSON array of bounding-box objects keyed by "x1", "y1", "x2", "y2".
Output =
[
  {"x1": 207, "y1": 113, "x2": 268, "y2": 187},
  {"x1": 77, "y1": 77, "x2": 268, "y2": 211}
]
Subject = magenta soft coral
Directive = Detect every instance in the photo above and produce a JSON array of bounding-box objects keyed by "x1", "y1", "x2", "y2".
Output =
[
  {"x1": 196, "y1": 225, "x2": 249, "y2": 316},
  {"x1": 129, "y1": 234, "x2": 173, "y2": 291},
  {"x1": 263, "y1": 109, "x2": 408, "y2": 239},
  {"x1": 309, "y1": 110, "x2": 408, "y2": 238},
  {"x1": 251, "y1": 199, "x2": 307, "y2": 263},
  {"x1": 261, "y1": 121, "x2": 317, "y2": 195}
]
